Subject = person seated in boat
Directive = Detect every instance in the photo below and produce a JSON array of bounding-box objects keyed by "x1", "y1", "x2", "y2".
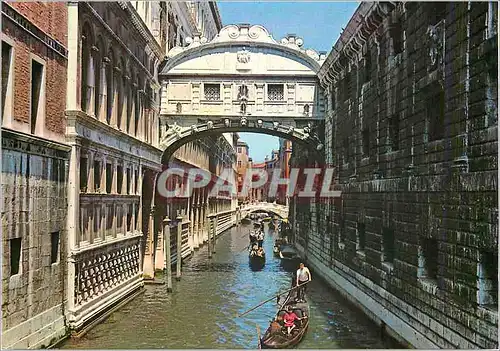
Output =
[
  {"x1": 257, "y1": 231, "x2": 264, "y2": 247},
  {"x1": 282, "y1": 305, "x2": 306, "y2": 336},
  {"x1": 257, "y1": 247, "x2": 264, "y2": 257},
  {"x1": 270, "y1": 319, "x2": 282, "y2": 335}
]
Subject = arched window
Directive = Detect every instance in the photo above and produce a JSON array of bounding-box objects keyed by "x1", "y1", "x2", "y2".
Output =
[{"x1": 106, "y1": 49, "x2": 114, "y2": 124}]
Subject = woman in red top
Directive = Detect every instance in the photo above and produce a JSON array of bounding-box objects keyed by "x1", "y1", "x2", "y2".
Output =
[{"x1": 282, "y1": 306, "x2": 306, "y2": 335}]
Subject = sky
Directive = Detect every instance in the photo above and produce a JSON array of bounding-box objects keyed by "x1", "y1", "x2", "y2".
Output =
[{"x1": 217, "y1": 1, "x2": 359, "y2": 161}]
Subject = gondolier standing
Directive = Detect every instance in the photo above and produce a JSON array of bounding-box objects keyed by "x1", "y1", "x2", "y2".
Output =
[{"x1": 296, "y1": 263, "x2": 311, "y2": 302}]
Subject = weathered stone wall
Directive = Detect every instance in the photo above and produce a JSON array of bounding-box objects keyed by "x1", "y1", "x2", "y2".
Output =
[
  {"x1": 1, "y1": 136, "x2": 70, "y2": 350},
  {"x1": 1, "y1": 2, "x2": 70, "y2": 349},
  {"x1": 294, "y1": 2, "x2": 498, "y2": 349}
]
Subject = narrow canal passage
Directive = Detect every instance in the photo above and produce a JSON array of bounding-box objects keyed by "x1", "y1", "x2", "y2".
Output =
[{"x1": 60, "y1": 223, "x2": 402, "y2": 349}]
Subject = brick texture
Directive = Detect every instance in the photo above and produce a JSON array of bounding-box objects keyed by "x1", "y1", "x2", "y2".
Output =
[
  {"x1": 292, "y1": 2, "x2": 498, "y2": 349},
  {"x1": 2, "y1": 2, "x2": 67, "y2": 134}
]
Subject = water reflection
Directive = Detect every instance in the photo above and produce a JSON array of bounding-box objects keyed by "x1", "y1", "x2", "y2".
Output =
[{"x1": 59, "y1": 222, "x2": 401, "y2": 349}]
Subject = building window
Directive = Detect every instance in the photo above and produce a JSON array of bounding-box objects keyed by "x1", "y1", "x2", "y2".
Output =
[
  {"x1": 134, "y1": 169, "x2": 139, "y2": 193},
  {"x1": 106, "y1": 163, "x2": 112, "y2": 194},
  {"x1": 477, "y1": 250, "x2": 498, "y2": 306},
  {"x1": 382, "y1": 228, "x2": 395, "y2": 263},
  {"x1": 94, "y1": 161, "x2": 101, "y2": 192},
  {"x1": 237, "y1": 147, "x2": 242, "y2": 153},
  {"x1": 2, "y1": 41, "x2": 13, "y2": 123},
  {"x1": 127, "y1": 204, "x2": 133, "y2": 232},
  {"x1": 267, "y1": 84, "x2": 284, "y2": 101},
  {"x1": 389, "y1": 19, "x2": 404, "y2": 55},
  {"x1": 51, "y1": 231, "x2": 60, "y2": 264},
  {"x1": 80, "y1": 157, "x2": 88, "y2": 192},
  {"x1": 106, "y1": 52, "x2": 114, "y2": 124},
  {"x1": 419, "y1": 237, "x2": 438, "y2": 281},
  {"x1": 204, "y1": 83, "x2": 220, "y2": 101},
  {"x1": 10, "y1": 238, "x2": 21, "y2": 276},
  {"x1": 342, "y1": 72, "x2": 350, "y2": 101},
  {"x1": 364, "y1": 50, "x2": 372, "y2": 83},
  {"x1": 357, "y1": 222, "x2": 366, "y2": 252},
  {"x1": 117, "y1": 165, "x2": 123, "y2": 194},
  {"x1": 238, "y1": 161, "x2": 242, "y2": 167},
  {"x1": 389, "y1": 114, "x2": 400, "y2": 151},
  {"x1": 427, "y1": 84, "x2": 445, "y2": 141},
  {"x1": 331, "y1": 87, "x2": 336, "y2": 110},
  {"x1": 127, "y1": 168, "x2": 131, "y2": 194},
  {"x1": 31, "y1": 60, "x2": 44, "y2": 134},
  {"x1": 176, "y1": 102, "x2": 182, "y2": 113},
  {"x1": 362, "y1": 128, "x2": 370, "y2": 156},
  {"x1": 343, "y1": 138, "x2": 349, "y2": 164}
]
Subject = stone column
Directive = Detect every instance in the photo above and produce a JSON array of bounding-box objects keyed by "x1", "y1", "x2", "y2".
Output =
[
  {"x1": 66, "y1": 140, "x2": 80, "y2": 314},
  {"x1": 66, "y1": 3, "x2": 79, "y2": 111}
]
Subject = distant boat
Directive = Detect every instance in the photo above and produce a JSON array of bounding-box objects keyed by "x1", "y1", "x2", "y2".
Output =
[{"x1": 249, "y1": 247, "x2": 266, "y2": 270}]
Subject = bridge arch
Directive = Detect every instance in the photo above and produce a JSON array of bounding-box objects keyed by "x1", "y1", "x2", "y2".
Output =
[{"x1": 158, "y1": 23, "x2": 327, "y2": 164}]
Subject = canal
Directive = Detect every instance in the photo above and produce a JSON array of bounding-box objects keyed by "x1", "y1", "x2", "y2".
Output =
[{"x1": 59, "y1": 222, "x2": 402, "y2": 349}]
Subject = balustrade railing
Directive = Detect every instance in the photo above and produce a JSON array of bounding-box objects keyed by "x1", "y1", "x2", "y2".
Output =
[{"x1": 73, "y1": 235, "x2": 141, "y2": 307}]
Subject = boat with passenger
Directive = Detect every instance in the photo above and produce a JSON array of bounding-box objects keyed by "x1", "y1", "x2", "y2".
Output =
[{"x1": 259, "y1": 282, "x2": 309, "y2": 348}]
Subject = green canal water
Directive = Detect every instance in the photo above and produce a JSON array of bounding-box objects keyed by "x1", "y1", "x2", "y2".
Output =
[{"x1": 59, "y1": 223, "x2": 402, "y2": 349}]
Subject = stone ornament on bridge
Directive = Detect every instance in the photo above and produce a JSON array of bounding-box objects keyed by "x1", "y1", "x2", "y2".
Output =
[{"x1": 165, "y1": 24, "x2": 325, "y2": 66}]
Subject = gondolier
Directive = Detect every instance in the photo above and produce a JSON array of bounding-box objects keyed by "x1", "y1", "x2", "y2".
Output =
[{"x1": 295, "y1": 263, "x2": 311, "y2": 302}]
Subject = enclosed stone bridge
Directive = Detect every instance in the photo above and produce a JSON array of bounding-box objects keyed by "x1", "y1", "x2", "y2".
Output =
[
  {"x1": 158, "y1": 24, "x2": 328, "y2": 164},
  {"x1": 239, "y1": 202, "x2": 289, "y2": 219}
]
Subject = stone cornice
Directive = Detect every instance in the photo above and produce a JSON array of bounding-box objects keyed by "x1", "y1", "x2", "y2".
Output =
[
  {"x1": 65, "y1": 109, "x2": 163, "y2": 158},
  {"x1": 319, "y1": 2, "x2": 396, "y2": 88},
  {"x1": 2, "y1": 128, "x2": 71, "y2": 158},
  {"x1": 83, "y1": 3, "x2": 160, "y2": 83},
  {"x1": 119, "y1": 1, "x2": 163, "y2": 59}
]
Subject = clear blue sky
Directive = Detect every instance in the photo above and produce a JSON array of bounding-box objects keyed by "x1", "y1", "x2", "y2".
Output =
[{"x1": 218, "y1": 1, "x2": 359, "y2": 161}]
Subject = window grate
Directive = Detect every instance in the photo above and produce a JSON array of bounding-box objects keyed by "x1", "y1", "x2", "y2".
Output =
[
  {"x1": 267, "y1": 84, "x2": 284, "y2": 101},
  {"x1": 204, "y1": 84, "x2": 220, "y2": 101}
]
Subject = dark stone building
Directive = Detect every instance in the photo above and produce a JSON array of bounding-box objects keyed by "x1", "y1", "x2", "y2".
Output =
[{"x1": 291, "y1": 2, "x2": 498, "y2": 348}]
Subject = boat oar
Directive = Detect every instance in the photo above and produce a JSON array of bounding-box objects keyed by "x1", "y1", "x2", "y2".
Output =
[
  {"x1": 236, "y1": 281, "x2": 310, "y2": 318},
  {"x1": 256, "y1": 324, "x2": 262, "y2": 349}
]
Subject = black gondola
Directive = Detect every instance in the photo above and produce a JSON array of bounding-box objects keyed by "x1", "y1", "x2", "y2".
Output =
[
  {"x1": 259, "y1": 282, "x2": 309, "y2": 348},
  {"x1": 249, "y1": 246, "x2": 266, "y2": 270},
  {"x1": 279, "y1": 245, "x2": 300, "y2": 271}
]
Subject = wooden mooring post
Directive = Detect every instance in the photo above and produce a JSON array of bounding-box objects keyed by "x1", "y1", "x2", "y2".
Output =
[
  {"x1": 163, "y1": 217, "x2": 172, "y2": 292},
  {"x1": 176, "y1": 215, "x2": 182, "y2": 281},
  {"x1": 207, "y1": 216, "x2": 212, "y2": 259}
]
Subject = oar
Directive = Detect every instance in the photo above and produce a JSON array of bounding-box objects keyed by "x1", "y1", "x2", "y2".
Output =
[
  {"x1": 236, "y1": 281, "x2": 310, "y2": 318},
  {"x1": 256, "y1": 324, "x2": 262, "y2": 350}
]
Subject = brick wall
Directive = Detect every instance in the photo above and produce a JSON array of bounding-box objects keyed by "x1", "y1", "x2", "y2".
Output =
[
  {"x1": 2, "y1": 2, "x2": 67, "y2": 134},
  {"x1": 294, "y1": 2, "x2": 498, "y2": 349}
]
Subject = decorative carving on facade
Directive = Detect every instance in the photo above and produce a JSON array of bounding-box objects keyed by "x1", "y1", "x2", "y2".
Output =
[
  {"x1": 426, "y1": 20, "x2": 445, "y2": 72},
  {"x1": 237, "y1": 48, "x2": 251, "y2": 64},
  {"x1": 73, "y1": 238, "x2": 140, "y2": 306}
]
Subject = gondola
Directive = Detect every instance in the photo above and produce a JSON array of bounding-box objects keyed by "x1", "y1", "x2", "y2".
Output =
[
  {"x1": 249, "y1": 246, "x2": 266, "y2": 269},
  {"x1": 273, "y1": 237, "x2": 286, "y2": 257},
  {"x1": 260, "y1": 282, "x2": 310, "y2": 348},
  {"x1": 279, "y1": 245, "x2": 301, "y2": 271}
]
